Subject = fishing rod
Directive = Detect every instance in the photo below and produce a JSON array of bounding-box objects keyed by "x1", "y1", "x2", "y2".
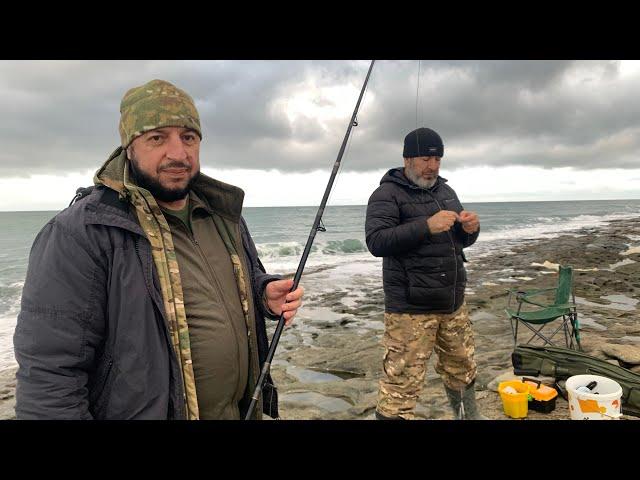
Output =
[{"x1": 245, "y1": 60, "x2": 375, "y2": 420}]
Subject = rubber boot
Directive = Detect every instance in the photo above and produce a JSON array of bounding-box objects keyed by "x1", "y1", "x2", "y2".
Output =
[
  {"x1": 444, "y1": 385, "x2": 463, "y2": 419},
  {"x1": 444, "y1": 381, "x2": 488, "y2": 420},
  {"x1": 374, "y1": 410, "x2": 406, "y2": 420}
]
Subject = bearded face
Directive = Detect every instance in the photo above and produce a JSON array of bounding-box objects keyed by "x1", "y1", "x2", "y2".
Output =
[
  {"x1": 404, "y1": 156, "x2": 441, "y2": 188},
  {"x1": 127, "y1": 127, "x2": 201, "y2": 202}
]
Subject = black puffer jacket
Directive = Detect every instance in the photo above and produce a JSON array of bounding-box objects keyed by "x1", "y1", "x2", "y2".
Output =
[{"x1": 365, "y1": 168, "x2": 479, "y2": 314}]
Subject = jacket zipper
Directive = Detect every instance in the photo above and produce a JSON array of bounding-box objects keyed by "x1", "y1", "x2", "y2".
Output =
[
  {"x1": 421, "y1": 186, "x2": 458, "y2": 313},
  {"x1": 95, "y1": 358, "x2": 114, "y2": 402},
  {"x1": 180, "y1": 219, "x2": 247, "y2": 408}
]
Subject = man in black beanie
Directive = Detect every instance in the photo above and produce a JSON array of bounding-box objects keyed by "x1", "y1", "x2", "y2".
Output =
[{"x1": 365, "y1": 127, "x2": 486, "y2": 420}]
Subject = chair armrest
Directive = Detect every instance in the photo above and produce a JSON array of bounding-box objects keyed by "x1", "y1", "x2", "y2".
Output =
[
  {"x1": 520, "y1": 287, "x2": 557, "y2": 297},
  {"x1": 520, "y1": 297, "x2": 551, "y2": 308},
  {"x1": 507, "y1": 287, "x2": 556, "y2": 307},
  {"x1": 553, "y1": 302, "x2": 577, "y2": 310}
]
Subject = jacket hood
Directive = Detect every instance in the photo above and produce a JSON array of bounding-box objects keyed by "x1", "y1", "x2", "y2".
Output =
[
  {"x1": 94, "y1": 147, "x2": 127, "y2": 193},
  {"x1": 93, "y1": 147, "x2": 245, "y2": 222},
  {"x1": 380, "y1": 167, "x2": 447, "y2": 190}
]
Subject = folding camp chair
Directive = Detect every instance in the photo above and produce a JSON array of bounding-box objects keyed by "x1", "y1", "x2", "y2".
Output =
[{"x1": 505, "y1": 265, "x2": 581, "y2": 350}]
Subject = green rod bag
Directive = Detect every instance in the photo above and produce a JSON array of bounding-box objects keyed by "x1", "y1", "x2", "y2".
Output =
[{"x1": 512, "y1": 344, "x2": 640, "y2": 418}]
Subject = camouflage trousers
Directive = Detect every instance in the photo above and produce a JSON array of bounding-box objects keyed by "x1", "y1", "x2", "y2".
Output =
[{"x1": 376, "y1": 303, "x2": 477, "y2": 419}]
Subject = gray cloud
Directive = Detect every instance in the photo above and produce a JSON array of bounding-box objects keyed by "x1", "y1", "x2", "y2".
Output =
[{"x1": 1, "y1": 60, "x2": 639, "y2": 177}]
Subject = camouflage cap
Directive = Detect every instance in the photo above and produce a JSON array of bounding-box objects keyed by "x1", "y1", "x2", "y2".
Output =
[{"x1": 119, "y1": 79, "x2": 202, "y2": 148}]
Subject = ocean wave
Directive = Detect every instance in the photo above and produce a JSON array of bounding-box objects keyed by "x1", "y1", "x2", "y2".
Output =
[
  {"x1": 0, "y1": 314, "x2": 18, "y2": 371},
  {"x1": 260, "y1": 250, "x2": 377, "y2": 277},
  {"x1": 477, "y1": 211, "x2": 640, "y2": 244},
  {"x1": 0, "y1": 282, "x2": 23, "y2": 318},
  {"x1": 321, "y1": 239, "x2": 367, "y2": 254},
  {"x1": 256, "y1": 242, "x2": 306, "y2": 258},
  {"x1": 256, "y1": 238, "x2": 367, "y2": 258},
  {"x1": 535, "y1": 216, "x2": 563, "y2": 223}
]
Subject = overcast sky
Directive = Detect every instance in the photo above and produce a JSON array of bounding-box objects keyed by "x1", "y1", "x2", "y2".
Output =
[{"x1": 1, "y1": 60, "x2": 639, "y2": 211}]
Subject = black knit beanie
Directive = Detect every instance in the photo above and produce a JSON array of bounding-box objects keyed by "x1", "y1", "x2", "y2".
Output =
[{"x1": 403, "y1": 127, "x2": 444, "y2": 158}]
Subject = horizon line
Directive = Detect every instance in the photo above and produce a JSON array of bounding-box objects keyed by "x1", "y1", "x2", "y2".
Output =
[{"x1": 1, "y1": 197, "x2": 640, "y2": 213}]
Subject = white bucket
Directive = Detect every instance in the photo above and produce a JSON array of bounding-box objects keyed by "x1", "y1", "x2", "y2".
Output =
[{"x1": 566, "y1": 374, "x2": 623, "y2": 420}]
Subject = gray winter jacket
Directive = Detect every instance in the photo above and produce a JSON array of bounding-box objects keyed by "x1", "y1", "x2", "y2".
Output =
[{"x1": 13, "y1": 184, "x2": 280, "y2": 420}]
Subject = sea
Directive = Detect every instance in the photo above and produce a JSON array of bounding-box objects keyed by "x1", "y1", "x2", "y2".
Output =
[{"x1": 1, "y1": 199, "x2": 640, "y2": 372}]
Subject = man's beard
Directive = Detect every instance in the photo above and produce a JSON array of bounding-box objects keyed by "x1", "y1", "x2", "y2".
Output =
[
  {"x1": 129, "y1": 158, "x2": 200, "y2": 202},
  {"x1": 404, "y1": 166, "x2": 437, "y2": 189}
]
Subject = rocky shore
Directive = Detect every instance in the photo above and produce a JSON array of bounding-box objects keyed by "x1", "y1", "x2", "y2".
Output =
[
  {"x1": 1, "y1": 217, "x2": 638, "y2": 420},
  {"x1": 270, "y1": 217, "x2": 640, "y2": 420}
]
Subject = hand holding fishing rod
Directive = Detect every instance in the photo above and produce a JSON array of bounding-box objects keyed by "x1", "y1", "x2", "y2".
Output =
[
  {"x1": 244, "y1": 60, "x2": 376, "y2": 420},
  {"x1": 264, "y1": 278, "x2": 304, "y2": 326}
]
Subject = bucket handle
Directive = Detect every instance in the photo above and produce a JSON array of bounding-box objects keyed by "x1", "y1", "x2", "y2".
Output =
[
  {"x1": 522, "y1": 377, "x2": 542, "y2": 388},
  {"x1": 574, "y1": 390, "x2": 601, "y2": 402}
]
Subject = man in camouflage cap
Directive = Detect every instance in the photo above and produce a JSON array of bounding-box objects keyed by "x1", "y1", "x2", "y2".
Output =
[
  {"x1": 364, "y1": 127, "x2": 486, "y2": 420},
  {"x1": 14, "y1": 79, "x2": 304, "y2": 420}
]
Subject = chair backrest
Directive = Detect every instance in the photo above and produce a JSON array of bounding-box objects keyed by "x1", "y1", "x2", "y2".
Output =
[{"x1": 554, "y1": 265, "x2": 573, "y2": 305}]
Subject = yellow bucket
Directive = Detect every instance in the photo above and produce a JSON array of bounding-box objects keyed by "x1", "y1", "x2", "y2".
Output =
[{"x1": 498, "y1": 380, "x2": 530, "y2": 418}]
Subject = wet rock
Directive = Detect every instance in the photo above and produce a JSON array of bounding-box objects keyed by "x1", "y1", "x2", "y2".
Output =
[
  {"x1": 600, "y1": 344, "x2": 640, "y2": 366},
  {"x1": 0, "y1": 367, "x2": 17, "y2": 420}
]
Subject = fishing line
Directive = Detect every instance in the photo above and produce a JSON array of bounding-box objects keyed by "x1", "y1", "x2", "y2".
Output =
[
  {"x1": 415, "y1": 59, "x2": 422, "y2": 130},
  {"x1": 412, "y1": 60, "x2": 423, "y2": 156}
]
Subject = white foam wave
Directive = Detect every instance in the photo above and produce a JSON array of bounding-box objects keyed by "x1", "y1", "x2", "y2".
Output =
[
  {"x1": 0, "y1": 315, "x2": 17, "y2": 371},
  {"x1": 260, "y1": 250, "x2": 377, "y2": 276},
  {"x1": 256, "y1": 241, "x2": 304, "y2": 259},
  {"x1": 0, "y1": 287, "x2": 23, "y2": 320},
  {"x1": 476, "y1": 211, "x2": 640, "y2": 244},
  {"x1": 256, "y1": 238, "x2": 367, "y2": 259}
]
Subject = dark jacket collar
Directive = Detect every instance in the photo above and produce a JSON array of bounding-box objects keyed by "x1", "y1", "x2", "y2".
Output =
[
  {"x1": 190, "y1": 172, "x2": 244, "y2": 222},
  {"x1": 380, "y1": 167, "x2": 447, "y2": 191}
]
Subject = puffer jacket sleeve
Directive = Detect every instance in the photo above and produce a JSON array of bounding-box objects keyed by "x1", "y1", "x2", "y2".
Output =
[
  {"x1": 452, "y1": 191, "x2": 480, "y2": 248},
  {"x1": 456, "y1": 223, "x2": 480, "y2": 248},
  {"x1": 13, "y1": 218, "x2": 106, "y2": 419},
  {"x1": 365, "y1": 185, "x2": 431, "y2": 257}
]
